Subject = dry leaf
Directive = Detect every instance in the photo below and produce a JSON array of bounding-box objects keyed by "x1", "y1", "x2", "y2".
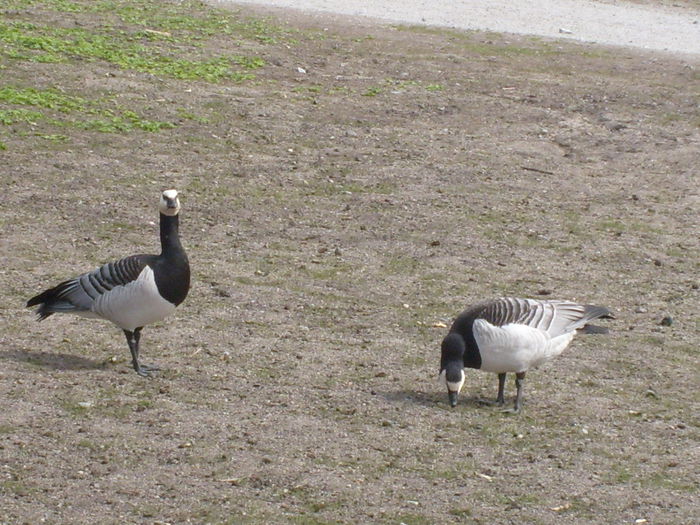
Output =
[{"x1": 550, "y1": 503, "x2": 571, "y2": 512}]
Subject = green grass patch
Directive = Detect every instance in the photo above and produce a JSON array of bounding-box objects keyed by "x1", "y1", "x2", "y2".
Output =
[
  {"x1": 78, "y1": 111, "x2": 175, "y2": 132},
  {"x1": 0, "y1": 86, "x2": 85, "y2": 112},
  {"x1": 0, "y1": 0, "x2": 280, "y2": 85},
  {"x1": 0, "y1": 108, "x2": 44, "y2": 125},
  {"x1": 176, "y1": 107, "x2": 210, "y2": 123},
  {"x1": 605, "y1": 463, "x2": 634, "y2": 484},
  {"x1": 0, "y1": 85, "x2": 175, "y2": 133},
  {"x1": 292, "y1": 84, "x2": 323, "y2": 94},
  {"x1": 0, "y1": 21, "x2": 263, "y2": 81},
  {"x1": 304, "y1": 180, "x2": 394, "y2": 197},
  {"x1": 59, "y1": 399, "x2": 92, "y2": 417},
  {"x1": 642, "y1": 471, "x2": 697, "y2": 492},
  {"x1": 76, "y1": 438, "x2": 106, "y2": 451},
  {"x1": 301, "y1": 261, "x2": 353, "y2": 281},
  {"x1": 449, "y1": 507, "x2": 472, "y2": 518},
  {"x1": 383, "y1": 254, "x2": 422, "y2": 276},
  {"x1": 37, "y1": 133, "x2": 69, "y2": 141},
  {"x1": 362, "y1": 86, "x2": 383, "y2": 97},
  {"x1": 290, "y1": 515, "x2": 342, "y2": 525},
  {"x1": 5, "y1": 0, "x2": 292, "y2": 42},
  {"x1": 1, "y1": 480, "x2": 35, "y2": 497},
  {"x1": 109, "y1": 0, "x2": 291, "y2": 44},
  {"x1": 595, "y1": 218, "x2": 662, "y2": 234}
]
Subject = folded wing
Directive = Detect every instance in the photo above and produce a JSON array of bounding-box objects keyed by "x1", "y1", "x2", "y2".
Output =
[
  {"x1": 476, "y1": 297, "x2": 611, "y2": 338},
  {"x1": 27, "y1": 255, "x2": 150, "y2": 319}
]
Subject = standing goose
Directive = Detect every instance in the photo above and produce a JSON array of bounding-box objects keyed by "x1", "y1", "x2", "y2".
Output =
[
  {"x1": 27, "y1": 190, "x2": 190, "y2": 377},
  {"x1": 440, "y1": 297, "x2": 612, "y2": 412}
]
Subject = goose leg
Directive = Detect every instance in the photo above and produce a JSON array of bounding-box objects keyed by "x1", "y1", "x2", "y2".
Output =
[
  {"x1": 496, "y1": 373, "x2": 506, "y2": 406},
  {"x1": 479, "y1": 373, "x2": 507, "y2": 407},
  {"x1": 123, "y1": 328, "x2": 159, "y2": 377},
  {"x1": 499, "y1": 372, "x2": 525, "y2": 414},
  {"x1": 513, "y1": 372, "x2": 526, "y2": 413},
  {"x1": 133, "y1": 327, "x2": 161, "y2": 373}
]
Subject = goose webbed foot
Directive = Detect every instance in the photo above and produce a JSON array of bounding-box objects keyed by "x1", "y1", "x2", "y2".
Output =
[
  {"x1": 133, "y1": 362, "x2": 160, "y2": 377},
  {"x1": 478, "y1": 397, "x2": 505, "y2": 407}
]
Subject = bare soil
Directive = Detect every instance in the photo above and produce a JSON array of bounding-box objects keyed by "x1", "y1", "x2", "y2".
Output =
[{"x1": 1, "y1": 1, "x2": 698, "y2": 524}]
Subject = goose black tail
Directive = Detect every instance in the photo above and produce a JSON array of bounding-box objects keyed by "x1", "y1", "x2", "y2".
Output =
[
  {"x1": 27, "y1": 289, "x2": 55, "y2": 321},
  {"x1": 27, "y1": 281, "x2": 74, "y2": 321},
  {"x1": 577, "y1": 305, "x2": 614, "y2": 334},
  {"x1": 582, "y1": 305, "x2": 615, "y2": 322}
]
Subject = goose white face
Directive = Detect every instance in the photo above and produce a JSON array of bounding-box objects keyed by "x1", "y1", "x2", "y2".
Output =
[
  {"x1": 440, "y1": 368, "x2": 465, "y2": 407},
  {"x1": 160, "y1": 189, "x2": 180, "y2": 216}
]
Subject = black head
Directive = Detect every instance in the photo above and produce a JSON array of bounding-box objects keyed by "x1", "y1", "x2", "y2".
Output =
[{"x1": 440, "y1": 333, "x2": 466, "y2": 408}]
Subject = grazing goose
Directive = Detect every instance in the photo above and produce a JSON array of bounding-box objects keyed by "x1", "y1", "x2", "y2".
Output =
[
  {"x1": 440, "y1": 297, "x2": 612, "y2": 412},
  {"x1": 27, "y1": 190, "x2": 190, "y2": 377}
]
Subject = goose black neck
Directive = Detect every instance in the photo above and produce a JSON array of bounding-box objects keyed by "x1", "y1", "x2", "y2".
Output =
[
  {"x1": 159, "y1": 212, "x2": 184, "y2": 256},
  {"x1": 451, "y1": 315, "x2": 482, "y2": 370},
  {"x1": 461, "y1": 323, "x2": 482, "y2": 370}
]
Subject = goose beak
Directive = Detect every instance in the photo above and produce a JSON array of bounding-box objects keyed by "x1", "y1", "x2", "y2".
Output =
[{"x1": 448, "y1": 390, "x2": 459, "y2": 407}]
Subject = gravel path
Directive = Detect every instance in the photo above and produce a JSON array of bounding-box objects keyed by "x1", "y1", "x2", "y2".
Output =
[{"x1": 215, "y1": 0, "x2": 700, "y2": 55}]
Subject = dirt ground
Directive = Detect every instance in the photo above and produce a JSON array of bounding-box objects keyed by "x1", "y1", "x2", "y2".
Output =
[{"x1": 1, "y1": 1, "x2": 698, "y2": 524}]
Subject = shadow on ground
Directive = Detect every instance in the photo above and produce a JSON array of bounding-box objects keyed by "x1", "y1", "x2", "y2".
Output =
[
  {"x1": 381, "y1": 388, "x2": 492, "y2": 410},
  {"x1": 0, "y1": 348, "x2": 109, "y2": 371}
]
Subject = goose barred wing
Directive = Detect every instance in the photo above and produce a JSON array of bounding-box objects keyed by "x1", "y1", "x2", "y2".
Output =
[
  {"x1": 27, "y1": 255, "x2": 150, "y2": 317},
  {"x1": 476, "y1": 297, "x2": 611, "y2": 337}
]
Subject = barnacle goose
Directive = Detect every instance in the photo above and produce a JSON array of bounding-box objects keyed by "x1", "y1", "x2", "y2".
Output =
[
  {"x1": 440, "y1": 297, "x2": 612, "y2": 412},
  {"x1": 27, "y1": 190, "x2": 190, "y2": 377}
]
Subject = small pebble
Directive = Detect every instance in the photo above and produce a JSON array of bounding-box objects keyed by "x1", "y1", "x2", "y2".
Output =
[{"x1": 660, "y1": 316, "x2": 673, "y2": 326}]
